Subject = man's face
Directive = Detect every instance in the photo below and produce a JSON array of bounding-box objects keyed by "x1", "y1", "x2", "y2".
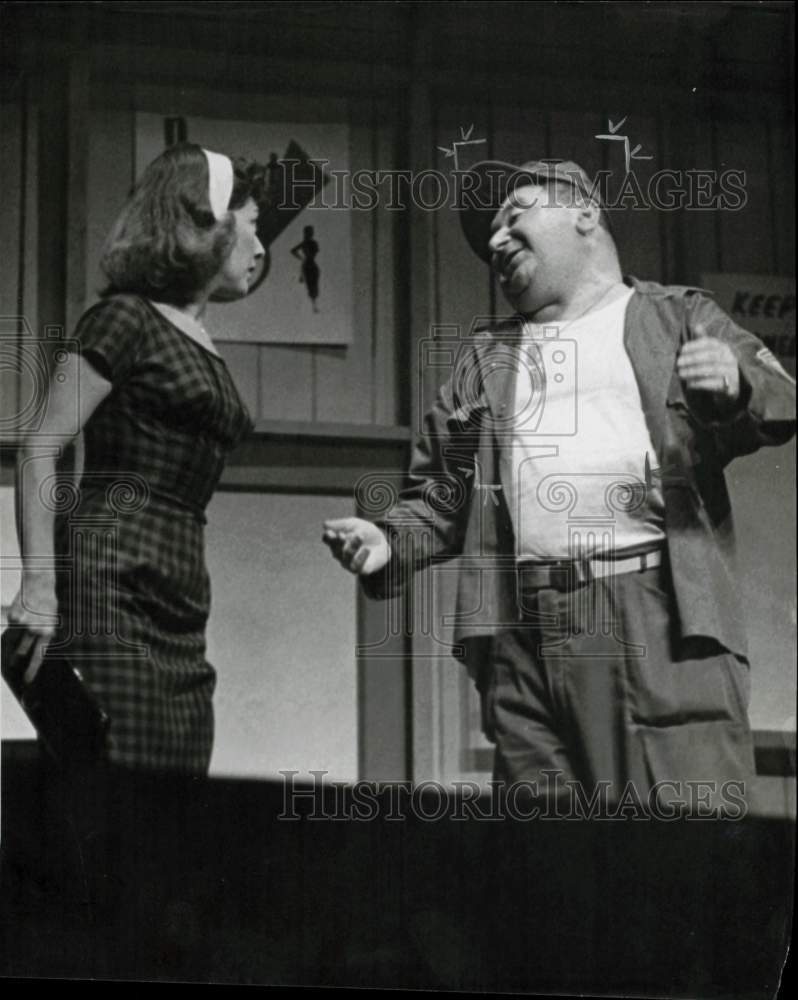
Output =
[{"x1": 488, "y1": 183, "x2": 579, "y2": 314}]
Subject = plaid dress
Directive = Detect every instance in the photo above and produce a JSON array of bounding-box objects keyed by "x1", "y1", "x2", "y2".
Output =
[{"x1": 52, "y1": 295, "x2": 252, "y2": 773}]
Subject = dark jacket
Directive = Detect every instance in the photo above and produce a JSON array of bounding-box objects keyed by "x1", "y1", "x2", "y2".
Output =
[{"x1": 365, "y1": 277, "x2": 796, "y2": 675}]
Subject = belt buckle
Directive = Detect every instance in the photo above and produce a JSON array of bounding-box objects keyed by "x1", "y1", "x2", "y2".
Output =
[
  {"x1": 573, "y1": 558, "x2": 593, "y2": 589},
  {"x1": 551, "y1": 558, "x2": 591, "y2": 591},
  {"x1": 549, "y1": 563, "x2": 570, "y2": 591},
  {"x1": 516, "y1": 565, "x2": 540, "y2": 617}
]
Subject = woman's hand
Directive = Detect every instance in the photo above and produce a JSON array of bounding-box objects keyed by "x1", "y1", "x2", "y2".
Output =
[
  {"x1": 322, "y1": 518, "x2": 391, "y2": 575},
  {"x1": 6, "y1": 580, "x2": 57, "y2": 683},
  {"x1": 6, "y1": 577, "x2": 58, "y2": 638}
]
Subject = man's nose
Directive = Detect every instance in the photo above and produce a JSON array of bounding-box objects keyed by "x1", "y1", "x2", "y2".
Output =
[
  {"x1": 488, "y1": 226, "x2": 509, "y2": 255},
  {"x1": 254, "y1": 236, "x2": 265, "y2": 257}
]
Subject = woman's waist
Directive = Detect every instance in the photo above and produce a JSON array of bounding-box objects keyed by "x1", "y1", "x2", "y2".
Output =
[
  {"x1": 65, "y1": 473, "x2": 214, "y2": 521},
  {"x1": 55, "y1": 516, "x2": 210, "y2": 604}
]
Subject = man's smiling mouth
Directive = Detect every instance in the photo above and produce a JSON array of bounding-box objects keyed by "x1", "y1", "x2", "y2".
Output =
[{"x1": 497, "y1": 248, "x2": 525, "y2": 283}]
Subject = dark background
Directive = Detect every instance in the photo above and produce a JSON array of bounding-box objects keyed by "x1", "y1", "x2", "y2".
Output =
[{"x1": 0, "y1": 2, "x2": 794, "y2": 991}]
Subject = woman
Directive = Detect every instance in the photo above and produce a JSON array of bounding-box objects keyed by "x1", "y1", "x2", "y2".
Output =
[
  {"x1": 291, "y1": 224, "x2": 320, "y2": 312},
  {"x1": 9, "y1": 143, "x2": 265, "y2": 775}
]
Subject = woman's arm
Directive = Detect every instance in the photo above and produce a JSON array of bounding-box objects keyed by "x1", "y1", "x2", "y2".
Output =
[{"x1": 9, "y1": 354, "x2": 113, "y2": 637}]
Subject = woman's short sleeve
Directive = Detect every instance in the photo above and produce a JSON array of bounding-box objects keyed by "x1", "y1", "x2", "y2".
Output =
[{"x1": 72, "y1": 296, "x2": 144, "y2": 384}]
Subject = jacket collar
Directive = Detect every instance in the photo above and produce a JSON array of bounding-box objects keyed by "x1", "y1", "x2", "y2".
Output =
[
  {"x1": 475, "y1": 275, "x2": 683, "y2": 461},
  {"x1": 622, "y1": 279, "x2": 683, "y2": 459}
]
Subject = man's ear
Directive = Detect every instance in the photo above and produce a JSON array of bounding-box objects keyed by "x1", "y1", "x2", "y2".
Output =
[{"x1": 574, "y1": 201, "x2": 601, "y2": 236}]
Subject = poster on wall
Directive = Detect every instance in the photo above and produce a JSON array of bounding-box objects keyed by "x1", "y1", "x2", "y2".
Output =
[
  {"x1": 136, "y1": 113, "x2": 353, "y2": 345},
  {"x1": 701, "y1": 273, "x2": 796, "y2": 376}
]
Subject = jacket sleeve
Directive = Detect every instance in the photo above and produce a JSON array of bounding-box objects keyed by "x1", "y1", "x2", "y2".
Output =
[
  {"x1": 361, "y1": 371, "x2": 477, "y2": 601},
  {"x1": 683, "y1": 292, "x2": 796, "y2": 460}
]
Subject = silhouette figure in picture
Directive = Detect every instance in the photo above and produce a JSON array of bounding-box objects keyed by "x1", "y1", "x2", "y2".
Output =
[{"x1": 291, "y1": 225, "x2": 320, "y2": 312}]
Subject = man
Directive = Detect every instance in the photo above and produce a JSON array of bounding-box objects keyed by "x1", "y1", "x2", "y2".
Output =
[{"x1": 324, "y1": 159, "x2": 795, "y2": 808}]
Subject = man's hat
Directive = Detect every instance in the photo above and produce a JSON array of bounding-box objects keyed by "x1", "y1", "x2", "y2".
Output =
[{"x1": 458, "y1": 159, "x2": 609, "y2": 262}]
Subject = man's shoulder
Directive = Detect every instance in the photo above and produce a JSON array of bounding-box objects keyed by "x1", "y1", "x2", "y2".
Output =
[
  {"x1": 469, "y1": 281, "x2": 720, "y2": 340},
  {"x1": 625, "y1": 276, "x2": 715, "y2": 300}
]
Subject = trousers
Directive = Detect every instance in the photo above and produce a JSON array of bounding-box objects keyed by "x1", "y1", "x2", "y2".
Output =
[{"x1": 480, "y1": 561, "x2": 756, "y2": 809}]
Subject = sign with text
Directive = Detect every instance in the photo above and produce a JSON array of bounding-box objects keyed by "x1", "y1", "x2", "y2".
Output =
[{"x1": 701, "y1": 273, "x2": 795, "y2": 374}]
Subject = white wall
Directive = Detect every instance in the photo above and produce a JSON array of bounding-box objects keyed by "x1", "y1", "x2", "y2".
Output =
[
  {"x1": 726, "y1": 441, "x2": 797, "y2": 733},
  {"x1": 0, "y1": 485, "x2": 35, "y2": 739},
  {"x1": 1, "y1": 486, "x2": 360, "y2": 782},
  {"x1": 205, "y1": 491, "x2": 357, "y2": 780}
]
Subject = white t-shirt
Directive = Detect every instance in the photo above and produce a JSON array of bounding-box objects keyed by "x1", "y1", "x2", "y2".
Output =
[{"x1": 502, "y1": 285, "x2": 666, "y2": 560}]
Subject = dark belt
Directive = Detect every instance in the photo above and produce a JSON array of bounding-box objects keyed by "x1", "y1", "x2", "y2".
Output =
[{"x1": 517, "y1": 545, "x2": 664, "y2": 594}]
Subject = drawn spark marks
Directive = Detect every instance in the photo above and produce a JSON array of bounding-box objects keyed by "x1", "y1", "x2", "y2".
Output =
[
  {"x1": 595, "y1": 117, "x2": 653, "y2": 173},
  {"x1": 438, "y1": 125, "x2": 487, "y2": 171}
]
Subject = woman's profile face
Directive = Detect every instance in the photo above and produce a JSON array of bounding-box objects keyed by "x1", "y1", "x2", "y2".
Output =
[{"x1": 213, "y1": 199, "x2": 265, "y2": 299}]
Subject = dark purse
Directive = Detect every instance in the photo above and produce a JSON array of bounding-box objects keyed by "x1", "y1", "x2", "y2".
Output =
[{"x1": 1, "y1": 626, "x2": 111, "y2": 767}]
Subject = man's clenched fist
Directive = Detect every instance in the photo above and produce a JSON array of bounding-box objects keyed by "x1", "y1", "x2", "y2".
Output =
[{"x1": 676, "y1": 322, "x2": 741, "y2": 402}]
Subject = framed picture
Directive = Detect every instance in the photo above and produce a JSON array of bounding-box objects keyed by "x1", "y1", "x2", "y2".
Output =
[{"x1": 136, "y1": 112, "x2": 354, "y2": 345}]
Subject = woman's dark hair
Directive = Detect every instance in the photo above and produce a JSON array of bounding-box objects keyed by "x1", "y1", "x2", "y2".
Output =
[{"x1": 100, "y1": 143, "x2": 267, "y2": 306}]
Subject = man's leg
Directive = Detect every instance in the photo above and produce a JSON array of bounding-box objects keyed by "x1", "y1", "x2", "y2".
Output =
[
  {"x1": 486, "y1": 627, "x2": 580, "y2": 791},
  {"x1": 479, "y1": 627, "x2": 604, "y2": 987},
  {"x1": 487, "y1": 563, "x2": 755, "y2": 807},
  {"x1": 551, "y1": 562, "x2": 755, "y2": 809}
]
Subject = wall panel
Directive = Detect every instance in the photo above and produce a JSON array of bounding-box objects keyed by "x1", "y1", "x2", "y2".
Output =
[
  {"x1": 0, "y1": 101, "x2": 23, "y2": 433},
  {"x1": 217, "y1": 342, "x2": 260, "y2": 416},
  {"x1": 205, "y1": 491, "x2": 358, "y2": 780},
  {"x1": 372, "y1": 118, "x2": 400, "y2": 426},
  {"x1": 491, "y1": 106, "x2": 548, "y2": 167},
  {"x1": 257, "y1": 345, "x2": 314, "y2": 422},
  {"x1": 85, "y1": 106, "x2": 133, "y2": 302},
  {"x1": 602, "y1": 113, "x2": 663, "y2": 282},
  {"x1": 766, "y1": 108, "x2": 795, "y2": 276},
  {"x1": 715, "y1": 115, "x2": 774, "y2": 274},
  {"x1": 0, "y1": 95, "x2": 38, "y2": 443},
  {"x1": 664, "y1": 107, "x2": 721, "y2": 285},
  {"x1": 314, "y1": 103, "x2": 379, "y2": 425}
]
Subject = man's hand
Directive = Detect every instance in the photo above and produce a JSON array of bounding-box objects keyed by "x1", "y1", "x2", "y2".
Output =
[
  {"x1": 322, "y1": 518, "x2": 391, "y2": 575},
  {"x1": 676, "y1": 322, "x2": 741, "y2": 403}
]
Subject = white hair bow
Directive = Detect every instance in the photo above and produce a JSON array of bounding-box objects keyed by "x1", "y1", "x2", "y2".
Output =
[{"x1": 202, "y1": 148, "x2": 234, "y2": 220}]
